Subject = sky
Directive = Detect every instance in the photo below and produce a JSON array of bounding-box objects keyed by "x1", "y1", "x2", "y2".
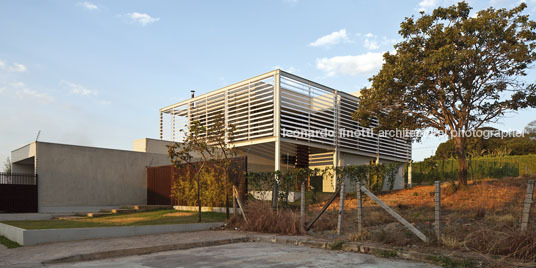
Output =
[{"x1": 1, "y1": 0, "x2": 536, "y2": 165}]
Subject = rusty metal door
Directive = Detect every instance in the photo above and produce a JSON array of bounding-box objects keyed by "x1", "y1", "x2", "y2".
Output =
[{"x1": 146, "y1": 165, "x2": 174, "y2": 205}]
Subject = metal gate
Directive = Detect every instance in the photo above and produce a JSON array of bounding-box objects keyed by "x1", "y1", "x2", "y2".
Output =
[
  {"x1": 0, "y1": 173, "x2": 38, "y2": 213},
  {"x1": 146, "y1": 165, "x2": 174, "y2": 205}
]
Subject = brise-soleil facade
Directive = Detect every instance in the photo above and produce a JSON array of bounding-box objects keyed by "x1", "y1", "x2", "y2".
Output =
[{"x1": 159, "y1": 70, "x2": 411, "y2": 192}]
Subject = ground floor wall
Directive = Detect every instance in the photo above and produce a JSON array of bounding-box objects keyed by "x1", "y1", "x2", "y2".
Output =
[{"x1": 12, "y1": 142, "x2": 171, "y2": 213}]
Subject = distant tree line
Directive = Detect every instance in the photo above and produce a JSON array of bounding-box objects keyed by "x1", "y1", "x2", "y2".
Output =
[{"x1": 430, "y1": 121, "x2": 536, "y2": 160}]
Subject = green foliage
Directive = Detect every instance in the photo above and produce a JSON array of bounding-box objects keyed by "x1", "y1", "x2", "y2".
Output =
[
  {"x1": 247, "y1": 163, "x2": 402, "y2": 197},
  {"x1": 0, "y1": 235, "x2": 20, "y2": 249},
  {"x1": 408, "y1": 157, "x2": 521, "y2": 184},
  {"x1": 433, "y1": 131, "x2": 536, "y2": 159},
  {"x1": 168, "y1": 111, "x2": 240, "y2": 219},
  {"x1": 171, "y1": 164, "x2": 229, "y2": 207},
  {"x1": 374, "y1": 249, "x2": 398, "y2": 258},
  {"x1": 427, "y1": 256, "x2": 474, "y2": 268},
  {"x1": 328, "y1": 241, "x2": 344, "y2": 250},
  {"x1": 355, "y1": 2, "x2": 536, "y2": 185}
]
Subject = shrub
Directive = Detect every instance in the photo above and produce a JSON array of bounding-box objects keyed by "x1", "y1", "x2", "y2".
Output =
[{"x1": 232, "y1": 200, "x2": 305, "y2": 235}]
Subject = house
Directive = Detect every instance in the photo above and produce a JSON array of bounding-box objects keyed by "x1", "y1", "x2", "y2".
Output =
[
  {"x1": 159, "y1": 69, "x2": 412, "y2": 192},
  {"x1": 9, "y1": 139, "x2": 172, "y2": 213},
  {"x1": 4, "y1": 69, "x2": 411, "y2": 213}
]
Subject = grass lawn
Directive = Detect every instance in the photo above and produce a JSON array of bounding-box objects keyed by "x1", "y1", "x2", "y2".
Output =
[
  {"x1": 0, "y1": 235, "x2": 21, "y2": 248},
  {"x1": 1, "y1": 209, "x2": 226, "y2": 230}
]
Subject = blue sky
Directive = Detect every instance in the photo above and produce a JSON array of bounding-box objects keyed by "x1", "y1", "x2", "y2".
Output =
[{"x1": 1, "y1": 0, "x2": 535, "y2": 164}]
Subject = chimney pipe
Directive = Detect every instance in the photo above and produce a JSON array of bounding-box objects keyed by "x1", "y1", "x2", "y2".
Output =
[{"x1": 191, "y1": 90, "x2": 195, "y2": 98}]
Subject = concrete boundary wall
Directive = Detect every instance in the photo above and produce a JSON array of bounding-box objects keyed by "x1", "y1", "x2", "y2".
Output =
[
  {"x1": 0, "y1": 222, "x2": 224, "y2": 246},
  {"x1": 0, "y1": 213, "x2": 53, "y2": 221},
  {"x1": 0, "y1": 223, "x2": 25, "y2": 245}
]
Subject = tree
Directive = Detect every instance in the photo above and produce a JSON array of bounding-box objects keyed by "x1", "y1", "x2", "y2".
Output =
[
  {"x1": 168, "y1": 121, "x2": 213, "y2": 222},
  {"x1": 355, "y1": 2, "x2": 536, "y2": 185},
  {"x1": 525, "y1": 120, "x2": 536, "y2": 134},
  {"x1": 3, "y1": 157, "x2": 11, "y2": 174},
  {"x1": 206, "y1": 112, "x2": 240, "y2": 219}
]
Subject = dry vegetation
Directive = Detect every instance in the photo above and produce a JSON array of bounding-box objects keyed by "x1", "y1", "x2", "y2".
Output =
[
  {"x1": 306, "y1": 177, "x2": 536, "y2": 267},
  {"x1": 228, "y1": 177, "x2": 535, "y2": 267},
  {"x1": 229, "y1": 200, "x2": 305, "y2": 235}
]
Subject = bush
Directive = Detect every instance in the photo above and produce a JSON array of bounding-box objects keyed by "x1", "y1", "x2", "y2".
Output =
[
  {"x1": 231, "y1": 200, "x2": 305, "y2": 235},
  {"x1": 407, "y1": 157, "x2": 522, "y2": 184}
]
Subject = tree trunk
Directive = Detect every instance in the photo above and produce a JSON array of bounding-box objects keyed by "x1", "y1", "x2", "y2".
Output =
[
  {"x1": 223, "y1": 168, "x2": 229, "y2": 219},
  {"x1": 196, "y1": 169, "x2": 202, "y2": 223},
  {"x1": 454, "y1": 137, "x2": 468, "y2": 185}
]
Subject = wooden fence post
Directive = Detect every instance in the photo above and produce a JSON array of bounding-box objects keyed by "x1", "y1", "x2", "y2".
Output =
[
  {"x1": 337, "y1": 180, "x2": 345, "y2": 235},
  {"x1": 272, "y1": 182, "x2": 279, "y2": 210},
  {"x1": 356, "y1": 181, "x2": 363, "y2": 234},
  {"x1": 434, "y1": 181, "x2": 441, "y2": 242},
  {"x1": 360, "y1": 185, "x2": 428, "y2": 243},
  {"x1": 521, "y1": 180, "x2": 535, "y2": 232},
  {"x1": 233, "y1": 186, "x2": 248, "y2": 224},
  {"x1": 233, "y1": 194, "x2": 237, "y2": 216},
  {"x1": 300, "y1": 181, "x2": 306, "y2": 229}
]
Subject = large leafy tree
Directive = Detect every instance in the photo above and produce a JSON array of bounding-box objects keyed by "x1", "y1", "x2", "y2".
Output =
[{"x1": 355, "y1": 2, "x2": 536, "y2": 185}]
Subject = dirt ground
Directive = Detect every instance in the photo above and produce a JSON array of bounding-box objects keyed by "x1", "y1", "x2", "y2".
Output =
[{"x1": 305, "y1": 177, "x2": 536, "y2": 268}]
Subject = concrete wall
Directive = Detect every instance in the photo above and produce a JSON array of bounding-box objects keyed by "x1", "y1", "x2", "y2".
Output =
[
  {"x1": 12, "y1": 141, "x2": 172, "y2": 213},
  {"x1": 0, "y1": 222, "x2": 224, "y2": 246},
  {"x1": 11, "y1": 143, "x2": 36, "y2": 174},
  {"x1": 133, "y1": 138, "x2": 175, "y2": 155}
]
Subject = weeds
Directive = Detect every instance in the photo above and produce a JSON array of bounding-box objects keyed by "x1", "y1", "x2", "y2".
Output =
[
  {"x1": 231, "y1": 200, "x2": 305, "y2": 235},
  {"x1": 328, "y1": 241, "x2": 344, "y2": 250},
  {"x1": 0, "y1": 236, "x2": 21, "y2": 248},
  {"x1": 441, "y1": 235, "x2": 464, "y2": 249},
  {"x1": 374, "y1": 249, "x2": 398, "y2": 258},
  {"x1": 427, "y1": 256, "x2": 474, "y2": 268}
]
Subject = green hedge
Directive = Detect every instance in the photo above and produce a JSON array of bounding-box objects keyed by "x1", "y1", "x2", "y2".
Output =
[{"x1": 406, "y1": 155, "x2": 533, "y2": 184}]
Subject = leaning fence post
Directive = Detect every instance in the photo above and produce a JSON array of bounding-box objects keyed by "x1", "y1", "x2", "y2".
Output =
[
  {"x1": 521, "y1": 180, "x2": 535, "y2": 232},
  {"x1": 356, "y1": 181, "x2": 363, "y2": 234},
  {"x1": 300, "y1": 181, "x2": 306, "y2": 229},
  {"x1": 233, "y1": 192, "x2": 237, "y2": 216},
  {"x1": 233, "y1": 186, "x2": 248, "y2": 224},
  {"x1": 337, "y1": 179, "x2": 345, "y2": 235},
  {"x1": 434, "y1": 181, "x2": 441, "y2": 241}
]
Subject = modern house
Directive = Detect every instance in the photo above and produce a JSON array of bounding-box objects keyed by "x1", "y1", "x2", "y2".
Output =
[
  {"x1": 3, "y1": 69, "x2": 412, "y2": 213},
  {"x1": 159, "y1": 69, "x2": 412, "y2": 192}
]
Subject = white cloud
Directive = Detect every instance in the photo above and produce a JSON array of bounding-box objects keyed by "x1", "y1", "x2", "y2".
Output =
[
  {"x1": 418, "y1": 0, "x2": 439, "y2": 11},
  {"x1": 9, "y1": 63, "x2": 27, "y2": 72},
  {"x1": 316, "y1": 52, "x2": 384, "y2": 76},
  {"x1": 363, "y1": 33, "x2": 379, "y2": 50},
  {"x1": 126, "y1": 12, "x2": 160, "y2": 26},
  {"x1": 364, "y1": 40, "x2": 379, "y2": 50},
  {"x1": 272, "y1": 65, "x2": 297, "y2": 73},
  {"x1": 79, "y1": 1, "x2": 98, "y2": 10},
  {"x1": 309, "y1": 29, "x2": 349, "y2": 47},
  {"x1": 0, "y1": 60, "x2": 27, "y2": 72},
  {"x1": 12, "y1": 82, "x2": 54, "y2": 103},
  {"x1": 60, "y1": 80, "x2": 97, "y2": 96}
]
